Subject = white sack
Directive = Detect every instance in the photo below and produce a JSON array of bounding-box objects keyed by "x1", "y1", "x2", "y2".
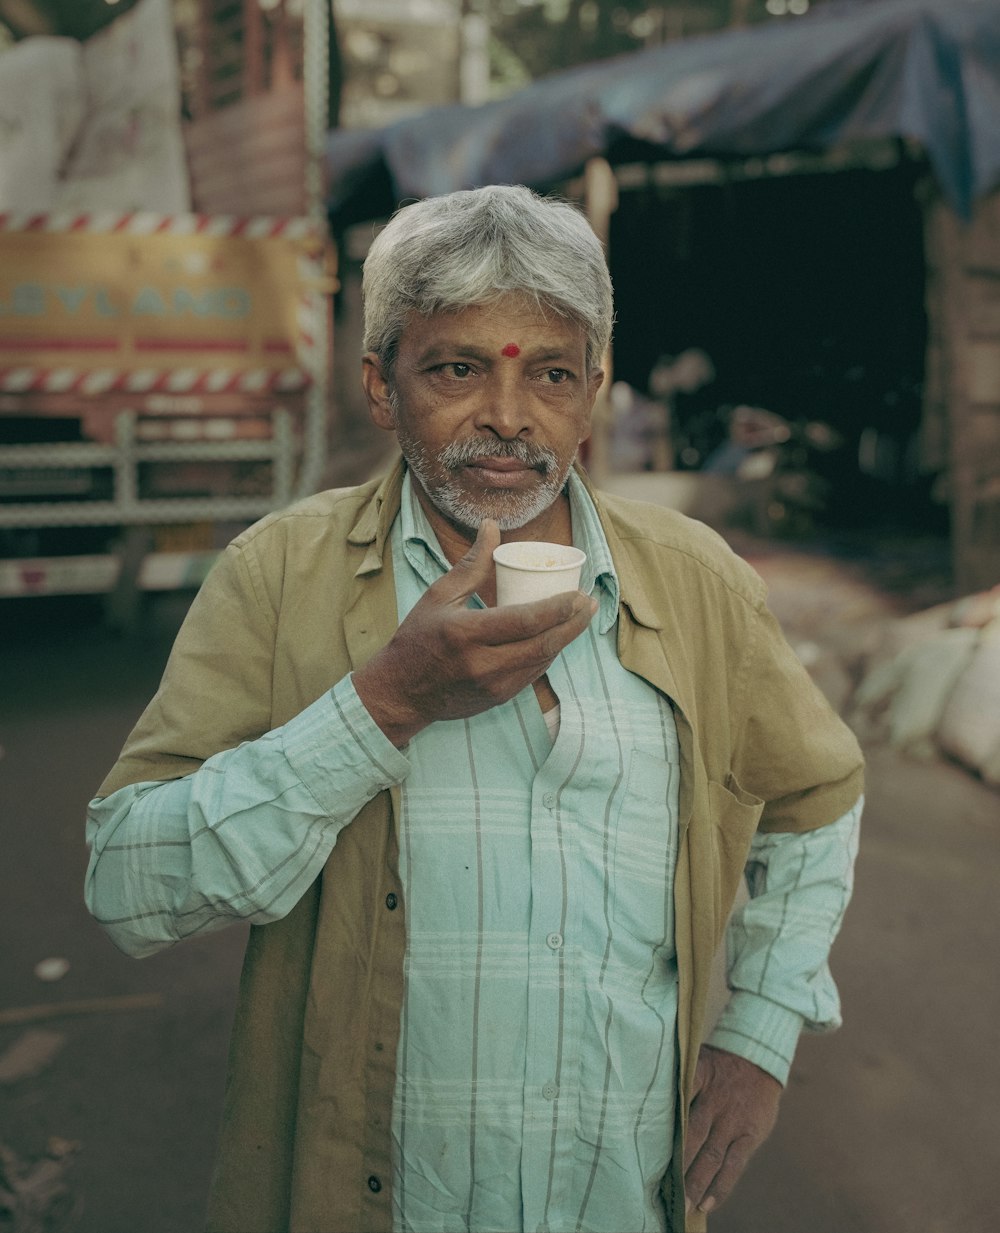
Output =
[
  {"x1": 851, "y1": 627, "x2": 979, "y2": 757},
  {"x1": 0, "y1": 37, "x2": 85, "y2": 210},
  {"x1": 57, "y1": 0, "x2": 189, "y2": 213},
  {"x1": 937, "y1": 620, "x2": 1000, "y2": 784}
]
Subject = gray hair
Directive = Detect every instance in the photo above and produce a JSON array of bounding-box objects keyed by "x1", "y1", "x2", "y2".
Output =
[{"x1": 361, "y1": 185, "x2": 614, "y2": 371}]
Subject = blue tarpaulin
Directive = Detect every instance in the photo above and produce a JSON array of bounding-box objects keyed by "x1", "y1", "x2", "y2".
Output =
[{"x1": 324, "y1": 0, "x2": 1000, "y2": 225}]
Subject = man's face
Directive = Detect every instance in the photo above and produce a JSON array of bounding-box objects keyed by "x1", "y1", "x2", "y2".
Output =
[{"x1": 362, "y1": 295, "x2": 603, "y2": 538}]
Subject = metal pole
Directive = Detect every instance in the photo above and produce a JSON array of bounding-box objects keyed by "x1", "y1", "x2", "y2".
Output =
[
  {"x1": 459, "y1": 0, "x2": 490, "y2": 105},
  {"x1": 583, "y1": 157, "x2": 619, "y2": 485},
  {"x1": 302, "y1": 0, "x2": 330, "y2": 224},
  {"x1": 298, "y1": 0, "x2": 332, "y2": 498}
]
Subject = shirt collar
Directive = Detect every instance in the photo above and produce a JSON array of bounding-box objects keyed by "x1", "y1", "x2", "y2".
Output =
[
  {"x1": 398, "y1": 471, "x2": 453, "y2": 585},
  {"x1": 565, "y1": 469, "x2": 620, "y2": 634},
  {"x1": 398, "y1": 468, "x2": 620, "y2": 634}
]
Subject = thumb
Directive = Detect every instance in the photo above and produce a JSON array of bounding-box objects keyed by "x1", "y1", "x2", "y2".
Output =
[
  {"x1": 440, "y1": 519, "x2": 501, "y2": 600},
  {"x1": 690, "y1": 1047, "x2": 713, "y2": 1103}
]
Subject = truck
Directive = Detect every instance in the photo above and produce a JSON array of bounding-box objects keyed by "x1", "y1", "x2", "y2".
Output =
[
  {"x1": 0, "y1": 211, "x2": 333, "y2": 620},
  {"x1": 0, "y1": 0, "x2": 333, "y2": 626}
]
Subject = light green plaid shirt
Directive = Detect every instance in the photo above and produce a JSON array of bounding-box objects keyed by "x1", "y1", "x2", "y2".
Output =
[{"x1": 386, "y1": 472, "x2": 859, "y2": 1233}]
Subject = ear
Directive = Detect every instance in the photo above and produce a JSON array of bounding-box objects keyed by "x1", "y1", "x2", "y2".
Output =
[
  {"x1": 361, "y1": 353, "x2": 396, "y2": 431},
  {"x1": 579, "y1": 366, "x2": 605, "y2": 443}
]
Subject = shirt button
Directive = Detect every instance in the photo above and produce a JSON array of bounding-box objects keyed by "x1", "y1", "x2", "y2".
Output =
[
  {"x1": 385, "y1": 892, "x2": 398, "y2": 910},
  {"x1": 546, "y1": 932, "x2": 564, "y2": 950},
  {"x1": 541, "y1": 1081, "x2": 559, "y2": 1100},
  {"x1": 542, "y1": 792, "x2": 556, "y2": 809},
  {"x1": 367, "y1": 1174, "x2": 382, "y2": 1193}
]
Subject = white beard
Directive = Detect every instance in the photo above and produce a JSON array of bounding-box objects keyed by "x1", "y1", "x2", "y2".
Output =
[{"x1": 396, "y1": 431, "x2": 571, "y2": 532}]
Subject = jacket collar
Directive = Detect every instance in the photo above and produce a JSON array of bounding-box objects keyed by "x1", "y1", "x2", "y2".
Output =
[
  {"x1": 347, "y1": 455, "x2": 407, "y2": 576},
  {"x1": 575, "y1": 466, "x2": 665, "y2": 631}
]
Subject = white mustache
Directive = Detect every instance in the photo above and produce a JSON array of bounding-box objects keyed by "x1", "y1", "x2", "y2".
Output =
[{"x1": 438, "y1": 438, "x2": 558, "y2": 472}]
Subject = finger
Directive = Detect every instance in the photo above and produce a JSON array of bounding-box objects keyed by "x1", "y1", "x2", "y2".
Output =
[
  {"x1": 434, "y1": 520, "x2": 501, "y2": 603},
  {"x1": 682, "y1": 1087, "x2": 714, "y2": 1173},
  {"x1": 693, "y1": 1136, "x2": 755, "y2": 1215},
  {"x1": 467, "y1": 590, "x2": 597, "y2": 648},
  {"x1": 684, "y1": 1129, "x2": 729, "y2": 1214},
  {"x1": 689, "y1": 1049, "x2": 711, "y2": 1103}
]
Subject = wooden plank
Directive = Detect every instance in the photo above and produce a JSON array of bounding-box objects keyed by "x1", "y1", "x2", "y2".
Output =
[
  {"x1": 186, "y1": 161, "x2": 306, "y2": 217},
  {"x1": 192, "y1": 0, "x2": 215, "y2": 120},
  {"x1": 244, "y1": 0, "x2": 265, "y2": 97},
  {"x1": 183, "y1": 89, "x2": 306, "y2": 216},
  {"x1": 188, "y1": 105, "x2": 306, "y2": 151},
  {"x1": 186, "y1": 116, "x2": 305, "y2": 168}
]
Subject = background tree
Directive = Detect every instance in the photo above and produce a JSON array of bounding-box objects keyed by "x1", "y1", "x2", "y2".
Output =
[
  {"x1": 487, "y1": 0, "x2": 829, "y2": 87},
  {"x1": 0, "y1": 0, "x2": 143, "y2": 40}
]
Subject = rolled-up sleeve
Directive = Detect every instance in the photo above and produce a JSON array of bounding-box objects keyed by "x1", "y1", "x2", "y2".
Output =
[
  {"x1": 86, "y1": 675, "x2": 410, "y2": 957},
  {"x1": 706, "y1": 796, "x2": 863, "y2": 1083}
]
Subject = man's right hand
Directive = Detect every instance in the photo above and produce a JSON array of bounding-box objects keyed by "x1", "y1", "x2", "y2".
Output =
[{"x1": 352, "y1": 520, "x2": 597, "y2": 748}]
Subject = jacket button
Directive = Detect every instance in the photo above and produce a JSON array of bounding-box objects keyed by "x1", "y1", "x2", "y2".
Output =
[
  {"x1": 385, "y1": 893, "x2": 398, "y2": 910},
  {"x1": 367, "y1": 1174, "x2": 382, "y2": 1193}
]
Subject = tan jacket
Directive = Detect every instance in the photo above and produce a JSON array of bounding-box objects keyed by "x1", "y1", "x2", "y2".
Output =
[{"x1": 99, "y1": 460, "x2": 864, "y2": 1233}]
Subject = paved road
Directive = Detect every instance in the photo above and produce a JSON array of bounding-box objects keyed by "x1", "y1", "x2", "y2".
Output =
[
  {"x1": 712, "y1": 742, "x2": 999, "y2": 1233},
  {"x1": 1, "y1": 563, "x2": 996, "y2": 1233},
  {"x1": 1, "y1": 596, "x2": 246, "y2": 1233}
]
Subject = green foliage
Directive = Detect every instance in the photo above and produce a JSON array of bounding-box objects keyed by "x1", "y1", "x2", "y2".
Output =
[
  {"x1": 0, "y1": 0, "x2": 143, "y2": 42},
  {"x1": 488, "y1": 0, "x2": 737, "y2": 82}
]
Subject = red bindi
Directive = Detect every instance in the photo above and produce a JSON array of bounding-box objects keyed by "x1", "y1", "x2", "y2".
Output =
[{"x1": 501, "y1": 343, "x2": 521, "y2": 358}]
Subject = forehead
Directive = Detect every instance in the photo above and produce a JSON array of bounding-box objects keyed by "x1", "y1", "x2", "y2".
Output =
[{"x1": 399, "y1": 296, "x2": 587, "y2": 356}]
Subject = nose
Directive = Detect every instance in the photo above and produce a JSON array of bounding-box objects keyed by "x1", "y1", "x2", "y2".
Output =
[{"x1": 473, "y1": 372, "x2": 532, "y2": 440}]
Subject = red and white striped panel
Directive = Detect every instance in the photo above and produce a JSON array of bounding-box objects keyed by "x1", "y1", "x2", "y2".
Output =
[
  {"x1": 0, "y1": 211, "x2": 327, "y2": 395},
  {"x1": 0, "y1": 367, "x2": 310, "y2": 395},
  {"x1": 0, "y1": 211, "x2": 318, "y2": 239}
]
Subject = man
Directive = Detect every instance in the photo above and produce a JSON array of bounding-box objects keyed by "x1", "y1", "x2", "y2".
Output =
[{"x1": 86, "y1": 185, "x2": 864, "y2": 1233}]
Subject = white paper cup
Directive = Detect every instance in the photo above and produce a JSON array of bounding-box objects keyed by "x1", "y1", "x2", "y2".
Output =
[{"x1": 492, "y1": 541, "x2": 587, "y2": 606}]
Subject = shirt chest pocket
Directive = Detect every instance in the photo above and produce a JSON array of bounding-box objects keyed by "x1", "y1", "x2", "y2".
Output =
[{"x1": 611, "y1": 749, "x2": 680, "y2": 946}]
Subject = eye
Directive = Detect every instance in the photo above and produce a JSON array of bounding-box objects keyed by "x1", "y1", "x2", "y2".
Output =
[
  {"x1": 444, "y1": 362, "x2": 473, "y2": 378},
  {"x1": 544, "y1": 368, "x2": 571, "y2": 384}
]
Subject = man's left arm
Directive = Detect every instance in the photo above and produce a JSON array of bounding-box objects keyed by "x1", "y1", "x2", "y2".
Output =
[{"x1": 683, "y1": 796, "x2": 863, "y2": 1215}]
